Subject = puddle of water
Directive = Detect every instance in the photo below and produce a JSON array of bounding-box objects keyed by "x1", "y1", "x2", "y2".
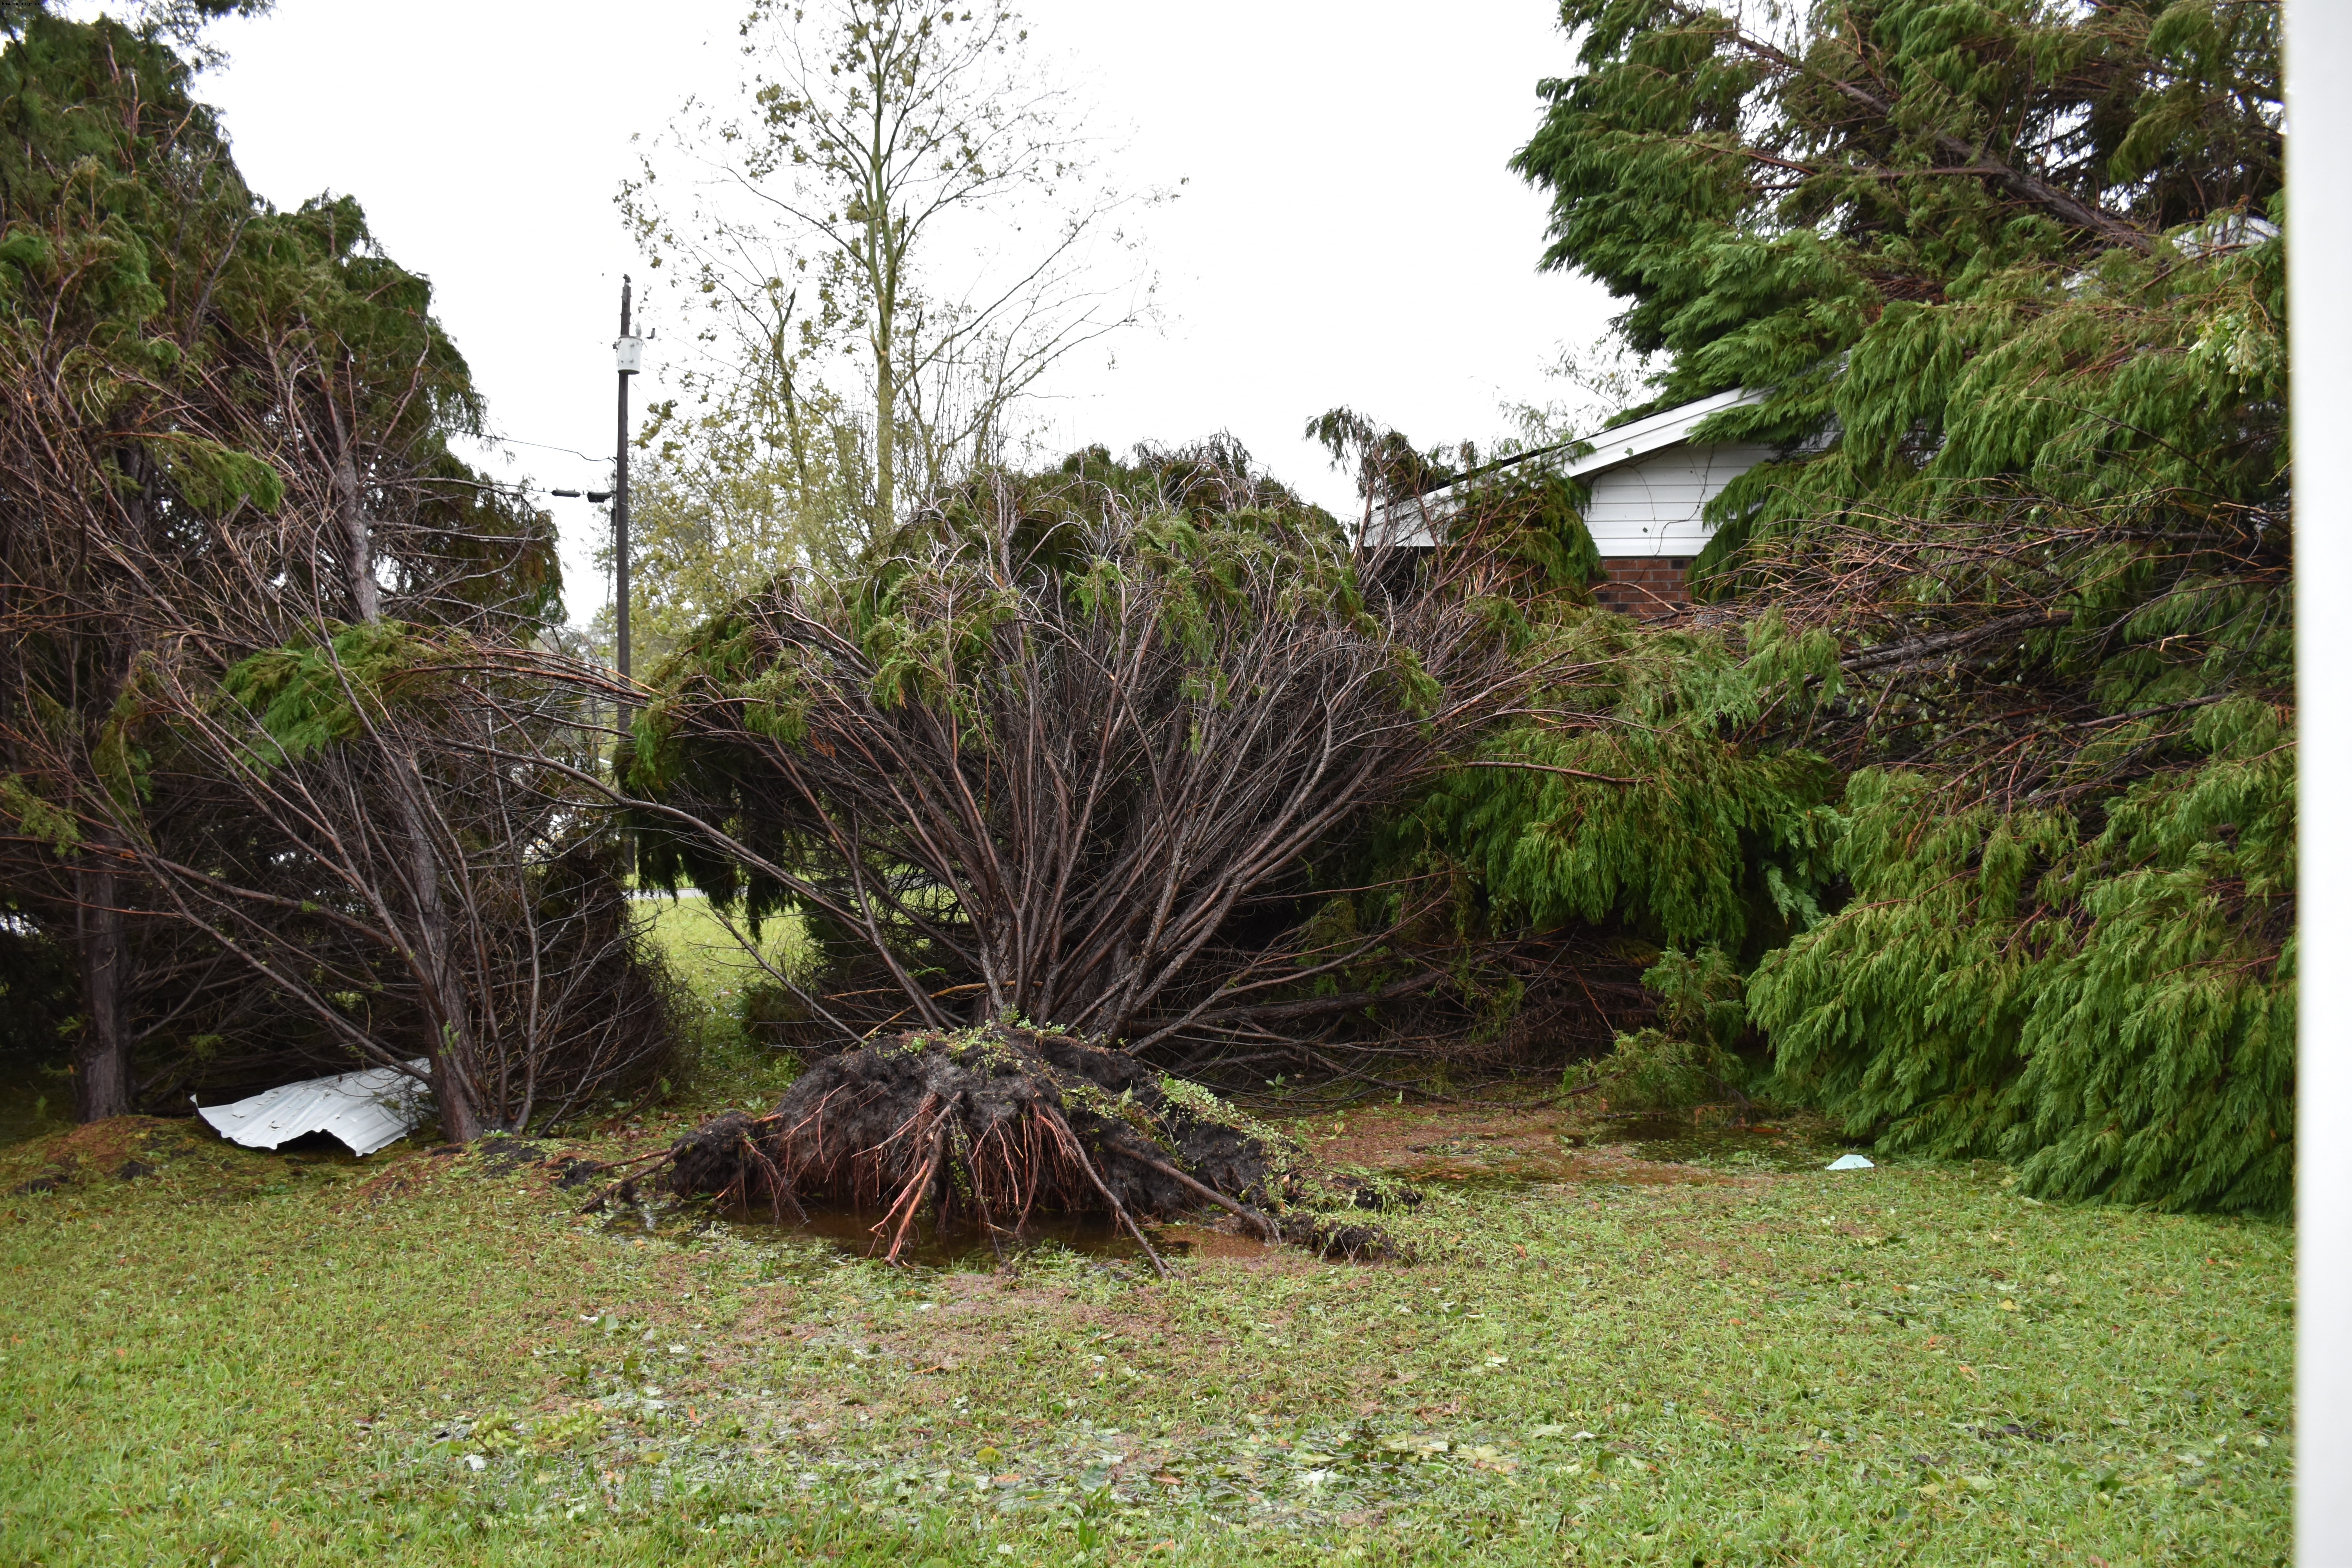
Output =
[
  {"x1": 1599, "y1": 1112, "x2": 1847, "y2": 1172},
  {"x1": 1394, "y1": 1112, "x2": 1857, "y2": 1187},
  {"x1": 692, "y1": 1201, "x2": 1180, "y2": 1270}
]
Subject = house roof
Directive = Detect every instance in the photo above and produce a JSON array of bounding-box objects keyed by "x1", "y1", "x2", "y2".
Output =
[{"x1": 1554, "y1": 386, "x2": 1767, "y2": 480}]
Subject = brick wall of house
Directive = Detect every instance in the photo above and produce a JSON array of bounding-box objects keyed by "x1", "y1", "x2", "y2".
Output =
[{"x1": 1593, "y1": 557, "x2": 1693, "y2": 617}]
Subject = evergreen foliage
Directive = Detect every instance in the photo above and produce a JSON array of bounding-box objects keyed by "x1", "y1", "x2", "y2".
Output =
[
  {"x1": 1566, "y1": 943, "x2": 1752, "y2": 1111},
  {"x1": 1408, "y1": 612, "x2": 1841, "y2": 960},
  {"x1": 1471, "y1": 0, "x2": 2290, "y2": 1210},
  {"x1": 0, "y1": 8, "x2": 668, "y2": 1128}
]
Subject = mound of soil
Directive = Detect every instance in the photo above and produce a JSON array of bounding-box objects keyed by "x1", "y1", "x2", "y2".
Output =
[
  {"x1": 652, "y1": 1026, "x2": 1408, "y2": 1268},
  {"x1": 3, "y1": 1116, "x2": 198, "y2": 1194}
]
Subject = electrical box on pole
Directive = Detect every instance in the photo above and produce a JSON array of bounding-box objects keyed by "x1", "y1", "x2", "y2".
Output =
[{"x1": 614, "y1": 335, "x2": 643, "y2": 376}]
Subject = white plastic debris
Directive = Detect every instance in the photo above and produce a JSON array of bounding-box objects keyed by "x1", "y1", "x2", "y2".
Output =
[
  {"x1": 1824, "y1": 1152, "x2": 1876, "y2": 1171},
  {"x1": 193, "y1": 1058, "x2": 430, "y2": 1157}
]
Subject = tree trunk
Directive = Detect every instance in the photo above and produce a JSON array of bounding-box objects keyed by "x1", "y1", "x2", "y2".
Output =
[
  {"x1": 427, "y1": 1029, "x2": 486, "y2": 1142},
  {"x1": 873, "y1": 285, "x2": 897, "y2": 543},
  {"x1": 336, "y1": 443, "x2": 380, "y2": 622},
  {"x1": 336, "y1": 409, "x2": 479, "y2": 1138},
  {"x1": 867, "y1": 135, "x2": 898, "y2": 544},
  {"x1": 71, "y1": 855, "x2": 132, "y2": 1122},
  {"x1": 397, "y1": 760, "x2": 486, "y2": 1140}
]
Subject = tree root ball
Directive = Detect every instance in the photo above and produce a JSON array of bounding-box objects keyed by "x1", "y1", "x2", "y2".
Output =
[{"x1": 662, "y1": 1025, "x2": 1414, "y2": 1267}]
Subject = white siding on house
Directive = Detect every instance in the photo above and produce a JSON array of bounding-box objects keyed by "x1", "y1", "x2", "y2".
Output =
[
  {"x1": 1356, "y1": 386, "x2": 1775, "y2": 554},
  {"x1": 1581, "y1": 441, "x2": 1778, "y2": 557},
  {"x1": 1556, "y1": 387, "x2": 1766, "y2": 478},
  {"x1": 1361, "y1": 490, "x2": 1452, "y2": 550}
]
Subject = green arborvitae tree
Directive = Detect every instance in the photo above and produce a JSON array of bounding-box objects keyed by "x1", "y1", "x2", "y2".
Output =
[
  {"x1": 1467, "y1": 0, "x2": 2289, "y2": 1210},
  {"x1": 0, "y1": 5, "x2": 274, "y2": 1118}
]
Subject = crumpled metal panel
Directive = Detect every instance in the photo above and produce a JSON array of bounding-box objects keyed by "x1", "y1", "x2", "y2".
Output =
[{"x1": 194, "y1": 1058, "x2": 432, "y2": 1157}]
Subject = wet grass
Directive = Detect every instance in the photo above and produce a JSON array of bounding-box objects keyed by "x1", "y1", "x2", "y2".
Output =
[
  {"x1": 638, "y1": 894, "x2": 808, "y2": 1121},
  {"x1": 0, "y1": 1093, "x2": 2290, "y2": 1566},
  {"x1": 639, "y1": 893, "x2": 806, "y2": 1027}
]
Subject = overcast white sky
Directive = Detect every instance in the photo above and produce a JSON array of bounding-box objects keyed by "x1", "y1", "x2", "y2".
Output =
[{"x1": 186, "y1": 0, "x2": 1618, "y2": 625}]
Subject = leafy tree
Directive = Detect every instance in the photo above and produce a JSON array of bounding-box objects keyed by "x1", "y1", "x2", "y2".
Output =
[
  {"x1": 1472, "y1": 0, "x2": 2289, "y2": 1210},
  {"x1": 613, "y1": 399, "x2": 867, "y2": 675}
]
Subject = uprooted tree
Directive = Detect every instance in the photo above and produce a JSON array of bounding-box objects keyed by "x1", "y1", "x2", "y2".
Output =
[
  {"x1": 603, "y1": 446, "x2": 1606, "y2": 1243},
  {"x1": 655, "y1": 1024, "x2": 1412, "y2": 1267},
  {"x1": 623, "y1": 448, "x2": 1587, "y2": 1063}
]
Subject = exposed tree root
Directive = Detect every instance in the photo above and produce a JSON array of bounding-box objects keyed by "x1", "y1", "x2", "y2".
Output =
[{"x1": 643, "y1": 1026, "x2": 1414, "y2": 1267}]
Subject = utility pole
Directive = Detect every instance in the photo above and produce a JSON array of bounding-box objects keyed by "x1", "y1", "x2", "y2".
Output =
[
  {"x1": 613, "y1": 276, "x2": 642, "y2": 706},
  {"x1": 612, "y1": 281, "x2": 646, "y2": 884}
]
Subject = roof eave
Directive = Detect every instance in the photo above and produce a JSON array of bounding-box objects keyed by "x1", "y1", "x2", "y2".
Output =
[{"x1": 1557, "y1": 386, "x2": 1769, "y2": 480}]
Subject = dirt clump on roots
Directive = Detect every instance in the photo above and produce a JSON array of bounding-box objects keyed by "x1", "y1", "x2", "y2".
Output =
[{"x1": 644, "y1": 1025, "x2": 1413, "y2": 1269}]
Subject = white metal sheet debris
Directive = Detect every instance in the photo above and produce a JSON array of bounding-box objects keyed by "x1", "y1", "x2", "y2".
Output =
[
  {"x1": 1824, "y1": 1152, "x2": 1876, "y2": 1171},
  {"x1": 194, "y1": 1058, "x2": 431, "y2": 1157}
]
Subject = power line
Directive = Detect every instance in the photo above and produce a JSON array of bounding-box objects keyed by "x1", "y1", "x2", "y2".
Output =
[{"x1": 481, "y1": 435, "x2": 610, "y2": 465}]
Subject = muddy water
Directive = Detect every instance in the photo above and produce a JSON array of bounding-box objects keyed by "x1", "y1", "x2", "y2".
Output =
[
  {"x1": 1604, "y1": 1112, "x2": 1852, "y2": 1172},
  {"x1": 1396, "y1": 1107, "x2": 1856, "y2": 1189}
]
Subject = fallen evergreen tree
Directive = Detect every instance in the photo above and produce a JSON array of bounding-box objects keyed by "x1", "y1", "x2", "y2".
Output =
[
  {"x1": 1441, "y1": 0, "x2": 2292, "y2": 1212},
  {"x1": 0, "y1": 9, "x2": 678, "y2": 1130},
  {"x1": 619, "y1": 448, "x2": 1604, "y2": 1075}
]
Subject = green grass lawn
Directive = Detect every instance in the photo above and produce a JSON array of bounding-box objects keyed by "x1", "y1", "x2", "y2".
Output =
[
  {"x1": 0, "y1": 910, "x2": 2293, "y2": 1564},
  {"x1": 639, "y1": 891, "x2": 806, "y2": 1020},
  {"x1": 0, "y1": 1089, "x2": 2289, "y2": 1567}
]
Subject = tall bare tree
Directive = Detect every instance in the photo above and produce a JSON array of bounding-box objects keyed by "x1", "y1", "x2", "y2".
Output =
[{"x1": 622, "y1": 0, "x2": 1155, "y2": 557}]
